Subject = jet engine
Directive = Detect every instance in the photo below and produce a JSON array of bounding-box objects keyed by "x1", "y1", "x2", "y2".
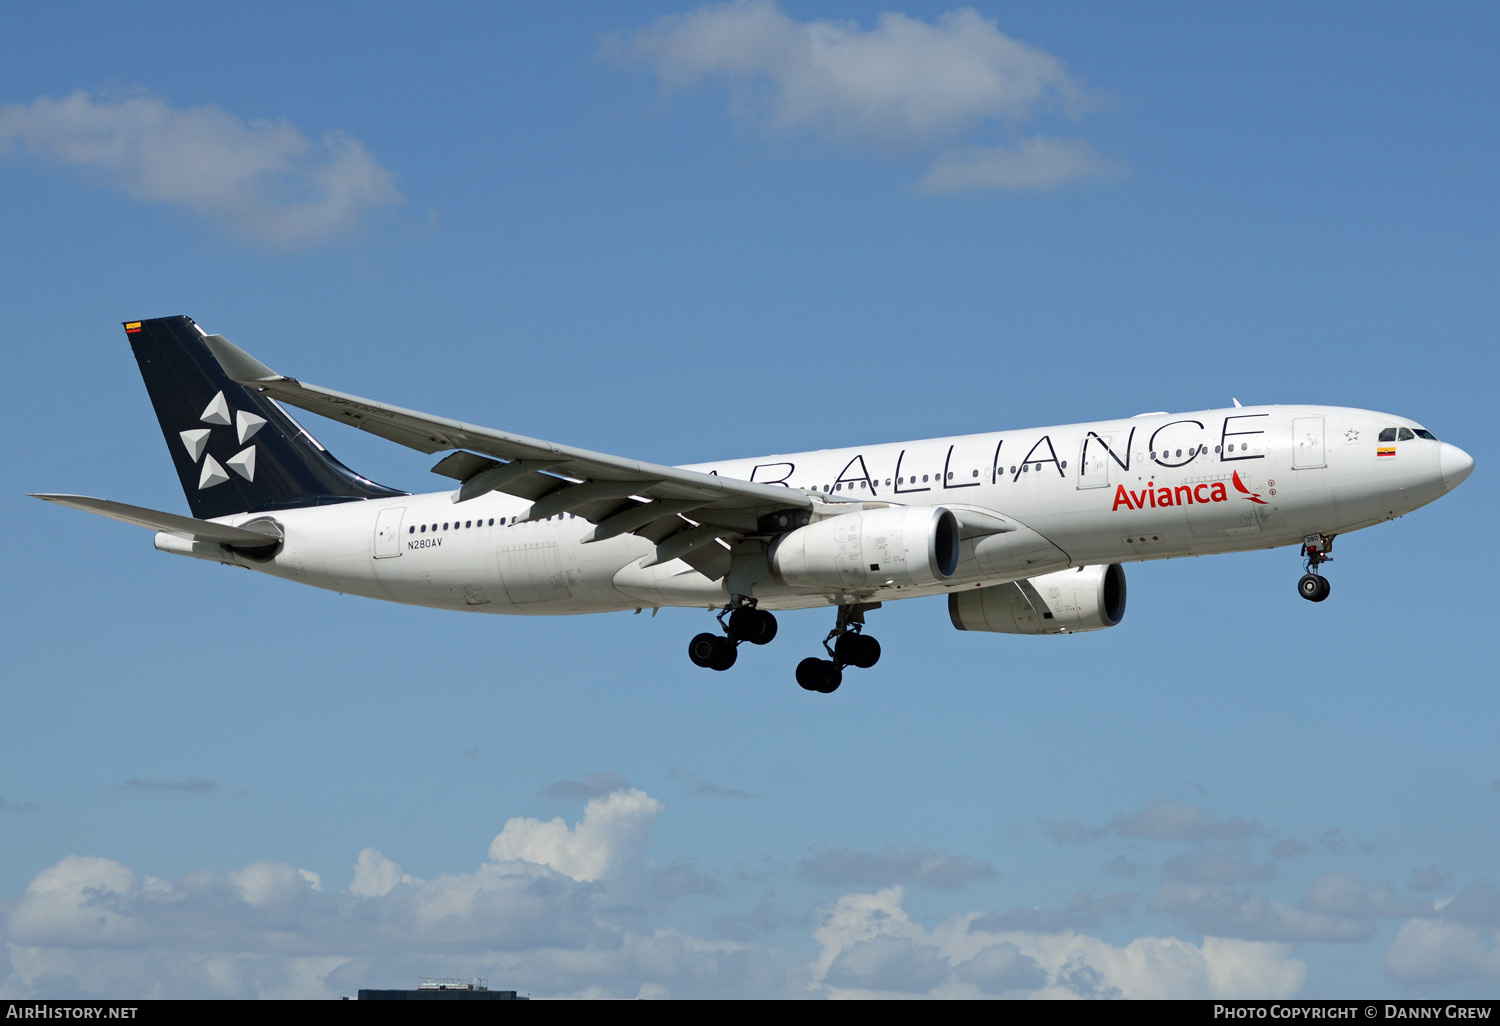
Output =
[
  {"x1": 949, "y1": 563, "x2": 1126, "y2": 635},
  {"x1": 768, "y1": 506, "x2": 960, "y2": 590}
]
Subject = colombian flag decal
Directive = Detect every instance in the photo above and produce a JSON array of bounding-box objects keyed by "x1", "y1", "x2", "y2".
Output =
[
  {"x1": 1377, "y1": 447, "x2": 1396, "y2": 457},
  {"x1": 124, "y1": 321, "x2": 142, "y2": 334}
]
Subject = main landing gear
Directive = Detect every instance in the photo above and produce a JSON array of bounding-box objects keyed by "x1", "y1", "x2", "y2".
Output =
[
  {"x1": 1297, "y1": 534, "x2": 1334, "y2": 603},
  {"x1": 795, "y1": 603, "x2": 881, "y2": 695},
  {"x1": 687, "y1": 601, "x2": 778, "y2": 672},
  {"x1": 686, "y1": 600, "x2": 881, "y2": 694}
]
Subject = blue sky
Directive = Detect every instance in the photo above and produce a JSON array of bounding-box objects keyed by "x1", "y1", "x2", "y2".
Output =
[{"x1": 2, "y1": 0, "x2": 1496, "y2": 999}]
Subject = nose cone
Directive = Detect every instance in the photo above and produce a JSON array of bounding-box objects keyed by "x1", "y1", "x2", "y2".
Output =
[{"x1": 1440, "y1": 442, "x2": 1474, "y2": 492}]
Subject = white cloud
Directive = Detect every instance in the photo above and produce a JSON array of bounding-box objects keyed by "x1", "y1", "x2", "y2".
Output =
[
  {"x1": 349, "y1": 849, "x2": 418, "y2": 899},
  {"x1": 0, "y1": 790, "x2": 777, "y2": 999},
  {"x1": 1, "y1": 794, "x2": 1326, "y2": 1000},
  {"x1": 1385, "y1": 919, "x2": 1500, "y2": 986},
  {"x1": 8, "y1": 856, "x2": 146, "y2": 947},
  {"x1": 807, "y1": 885, "x2": 1305, "y2": 999},
  {"x1": 0, "y1": 90, "x2": 402, "y2": 247},
  {"x1": 488, "y1": 787, "x2": 663, "y2": 883},
  {"x1": 227, "y1": 862, "x2": 323, "y2": 906},
  {"x1": 619, "y1": 1, "x2": 1114, "y2": 192}
]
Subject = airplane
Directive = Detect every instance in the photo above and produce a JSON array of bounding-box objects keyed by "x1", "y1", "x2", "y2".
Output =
[{"x1": 35, "y1": 316, "x2": 1474, "y2": 694}]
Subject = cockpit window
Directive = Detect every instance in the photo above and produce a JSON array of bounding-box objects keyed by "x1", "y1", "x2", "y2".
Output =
[
  {"x1": 1414, "y1": 428, "x2": 1438, "y2": 440},
  {"x1": 1378, "y1": 427, "x2": 1397, "y2": 442},
  {"x1": 1397, "y1": 428, "x2": 1415, "y2": 441}
]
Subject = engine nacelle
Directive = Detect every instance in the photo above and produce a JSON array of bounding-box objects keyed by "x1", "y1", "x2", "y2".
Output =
[
  {"x1": 768, "y1": 506, "x2": 960, "y2": 590},
  {"x1": 949, "y1": 564, "x2": 1126, "y2": 635}
]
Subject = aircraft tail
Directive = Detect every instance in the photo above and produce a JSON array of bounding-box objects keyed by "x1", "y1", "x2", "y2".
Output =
[{"x1": 127, "y1": 316, "x2": 406, "y2": 519}]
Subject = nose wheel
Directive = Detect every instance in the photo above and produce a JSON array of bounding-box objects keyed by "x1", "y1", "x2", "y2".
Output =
[
  {"x1": 1297, "y1": 534, "x2": 1334, "y2": 603},
  {"x1": 1297, "y1": 573, "x2": 1331, "y2": 602}
]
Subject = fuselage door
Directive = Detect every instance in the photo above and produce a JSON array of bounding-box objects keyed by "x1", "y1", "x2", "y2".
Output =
[
  {"x1": 374, "y1": 506, "x2": 405, "y2": 558},
  {"x1": 1077, "y1": 434, "x2": 1117, "y2": 490},
  {"x1": 1292, "y1": 417, "x2": 1326, "y2": 469}
]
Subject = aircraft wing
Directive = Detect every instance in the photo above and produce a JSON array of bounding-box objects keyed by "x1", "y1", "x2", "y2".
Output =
[
  {"x1": 31, "y1": 494, "x2": 282, "y2": 548},
  {"x1": 204, "y1": 335, "x2": 844, "y2": 579}
]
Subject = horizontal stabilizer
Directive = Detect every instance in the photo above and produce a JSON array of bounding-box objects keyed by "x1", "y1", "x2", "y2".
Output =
[{"x1": 30, "y1": 494, "x2": 282, "y2": 547}]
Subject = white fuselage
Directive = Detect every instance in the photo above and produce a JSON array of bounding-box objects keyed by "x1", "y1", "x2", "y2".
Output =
[{"x1": 161, "y1": 405, "x2": 1466, "y2": 616}]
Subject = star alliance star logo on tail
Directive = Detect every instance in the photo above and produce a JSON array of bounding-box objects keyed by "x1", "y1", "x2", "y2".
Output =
[{"x1": 179, "y1": 391, "x2": 265, "y2": 489}]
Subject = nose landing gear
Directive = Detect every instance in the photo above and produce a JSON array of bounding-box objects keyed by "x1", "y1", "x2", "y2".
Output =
[{"x1": 1297, "y1": 534, "x2": 1334, "y2": 603}]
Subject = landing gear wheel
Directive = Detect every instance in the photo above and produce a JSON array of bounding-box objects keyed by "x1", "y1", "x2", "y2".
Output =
[
  {"x1": 796, "y1": 657, "x2": 842, "y2": 693},
  {"x1": 834, "y1": 632, "x2": 881, "y2": 669},
  {"x1": 709, "y1": 637, "x2": 738, "y2": 670},
  {"x1": 1297, "y1": 574, "x2": 1330, "y2": 602},
  {"x1": 728, "y1": 607, "x2": 778, "y2": 645},
  {"x1": 689, "y1": 632, "x2": 738, "y2": 670},
  {"x1": 689, "y1": 632, "x2": 720, "y2": 668}
]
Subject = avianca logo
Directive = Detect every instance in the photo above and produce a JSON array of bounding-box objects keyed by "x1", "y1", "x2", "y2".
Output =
[{"x1": 1111, "y1": 471, "x2": 1267, "y2": 511}]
